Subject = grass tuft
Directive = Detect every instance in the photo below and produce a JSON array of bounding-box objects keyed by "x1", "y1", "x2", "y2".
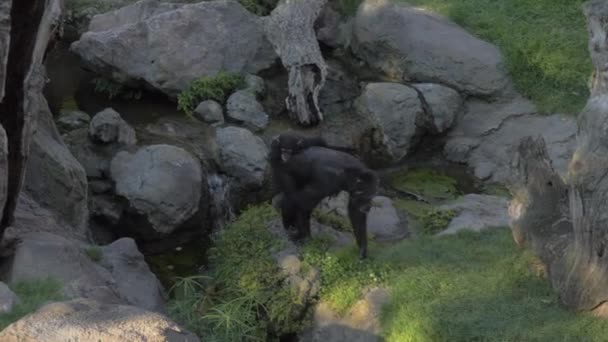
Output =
[
  {"x1": 177, "y1": 72, "x2": 244, "y2": 116},
  {"x1": 0, "y1": 278, "x2": 63, "y2": 330}
]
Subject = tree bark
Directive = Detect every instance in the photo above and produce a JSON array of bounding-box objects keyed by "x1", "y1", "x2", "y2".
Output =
[
  {"x1": 509, "y1": 0, "x2": 608, "y2": 314},
  {"x1": 263, "y1": 0, "x2": 328, "y2": 126},
  {"x1": 0, "y1": 0, "x2": 61, "y2": 242}
]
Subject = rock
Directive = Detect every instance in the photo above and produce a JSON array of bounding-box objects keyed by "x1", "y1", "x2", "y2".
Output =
[
  {"x1": 194, "y1": 100, "x2": 224, "y2": 125},
  {"x1": 226, "y1": 90, "x2": 269, "y2": 131},
  {"x1": 368, "y1": 196, "x2": 408, "y2": 241},
  {"x1": 6, "y1": 232, "x2": 166, "y2": 312},
  {"x1": 444, "y1": 97, "x2": 576, "y2": 182},
  {"x1": 244, "y1": 74, "x2": 265, "y2": 96},
  {"x1": 315, "y1": 3, "x2": 341, "y2": 47},
  {"x1": 319, "y1": 59, "x2": 361, "y2": 116},
  {"x1": 301, "y1": 287, "x2": 389, "y2": 342},
  {"x1": 89, "y1": 194, "x2": 123, "y2": 225},
  {"x1": 11, "y1": 194, "x2": 71, "y2": 240},
  {"x1": 413, "y1": 83, "x2": 463, "y2": 134},
  {"x1": 63, "y1": 128, "x2": 119, "y2": 179},
  {"x1": 100, "y1": 238, "x2": 166, "y2": 312},
  {"x1": 71, "y1": 0, "x2": 276, "y2": 97},
  {"x1": 89, "y1": 180, "x2": 113, "y2": 194},
  {"x1": 23, "y1": 96, "x2": 88, "y2": 239},
  {"x1": 319, "y1": 193, "x2": 408, "y2": 241},
  {"x1": 352, "y1": 0, "x2": 510, "y2": 97},
  {"x1": 56, "y1": 110, "x2": 90, "y2": 133},
  {"x1": 89, "y1": 108, "x2": 137, "y2": 145},
  {"x1": 438, "y1": 194, "x2": 510, "y2": 235},
  {"x1": 216, "y1": 126, "x2": 268, "y2": 189},
  {"x1": 110, "y1": 144, "x2": 204, "y2": 236},
  {"x1": 355, "y1": 82, "x2": 424, "y2": 163},
  {"x1": 0, "y1": 299, "x2": 199, "y2": 342},
  {"x1": 0, "y1": 282, "x2": 20, "y2": 314}
]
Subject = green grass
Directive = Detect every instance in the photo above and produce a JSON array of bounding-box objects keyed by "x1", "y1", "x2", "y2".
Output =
[
  {"x1": 167, "y1": 204, "x2": 306, "y2": 341},
  {"x1": 303, "y1": 229, "x2": 608, "y2": 341},
  {"x1": 0, "y1": 278, "x2": 63, "y2": 330},
  {"x1": 390, "y1": 168, "x2": 460, "y2": 201},
  {"x1": 403, "y1": 0, "x2": 591, "y2": 114}
]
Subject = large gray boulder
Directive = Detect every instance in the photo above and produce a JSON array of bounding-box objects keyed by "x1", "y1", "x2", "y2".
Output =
[
  {"x1": 444, "y1": 97, "x2": 576, "y2": 182},
  {"x1": 71, "y1": 0, "x2": 277, "y2": 97},
  {"x1": 226, "y1": 90, "x2": 269, "y2": 131},
  {"x1": 413, "y1": 83, "x2": 463, "y2": 134},
  {"x1": 216, "y1": 126, "x2": 268, "y2": 189},
  {"x1": 23, "y1": 95, "x2": 88, "y2": 239},
  {"x1": 352, "y1": 0, "x2": 510, "y2": 97},
  {"x1": 6, "y1": 232, "x2": 165, "y2": 312},
  {"x1": 438, "y1": 194, "x2": 510, "y2": 236},
  {"x1": 110, "y1": 144, "x2": 204, "y2": 236},
  {"x1": 355, "y1": 82, "x2": 424, "y2": 164},
  {"x1": 0, "y1": 299, "x2": 199, "y2": 342}
]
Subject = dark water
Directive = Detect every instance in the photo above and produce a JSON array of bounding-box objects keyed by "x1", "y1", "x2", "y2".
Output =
[{"x1": 44, "y1": 41, "x2": 183, "y2": 127}]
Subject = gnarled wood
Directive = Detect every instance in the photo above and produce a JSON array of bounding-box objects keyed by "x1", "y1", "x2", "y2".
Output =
[
  {"x1": 263, "y1": 0, "x2": 328, "y2": 126},
  {"x1": 0, "y1": 0, "x2": 61, "y2": 242},
  {"x1": 509, "y1": 0, "x2": 608, "y2": 314}
]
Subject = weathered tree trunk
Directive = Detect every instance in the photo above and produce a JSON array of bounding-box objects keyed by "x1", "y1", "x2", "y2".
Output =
[
  {"x1": 0, "y1": 0, "x2": 61, "y2": 242},
  {"x1": 509, "y1": 0, "x2": 608, "y2": 314},
  {"x1": 263, "y1": 0, "x2": 328, "y2": 126}
]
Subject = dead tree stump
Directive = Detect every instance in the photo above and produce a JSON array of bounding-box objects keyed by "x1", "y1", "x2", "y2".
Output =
[
  {"x1": 509, "y1": 0, "x2": 608, "y2": 314},
  {"x1": 263, "y1": 0, "x2": 328, "y2": 126}
]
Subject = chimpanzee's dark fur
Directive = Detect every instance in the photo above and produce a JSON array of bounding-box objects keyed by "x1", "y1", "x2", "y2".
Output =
[{"x1": 269, "y1": 133, "x2": 378, "y2": 259}]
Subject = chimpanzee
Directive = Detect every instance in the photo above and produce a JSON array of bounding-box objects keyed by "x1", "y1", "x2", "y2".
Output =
[{"x1": 269, "y1": 133, "x2": 378, "y2": 259}]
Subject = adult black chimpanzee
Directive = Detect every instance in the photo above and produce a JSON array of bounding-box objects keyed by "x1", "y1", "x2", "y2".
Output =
[{"x1": 269, "y1": 133, "x2": 379, "y2": 259}]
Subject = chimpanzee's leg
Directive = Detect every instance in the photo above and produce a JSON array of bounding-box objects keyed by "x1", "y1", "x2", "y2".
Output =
[
  {"x1": 289, "y1": 184, "x2": 327, "y2": 241},
  {"x1": 280, "y1": 193, "x2": 299, "y2": 236},
  {"x1": 348, "y1": 196, "x2": 372, "y2": 259}
]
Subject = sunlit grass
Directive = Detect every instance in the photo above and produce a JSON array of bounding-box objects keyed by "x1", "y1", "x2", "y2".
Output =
[{"x1": 0, "y1": 277, "x2": 63, "y2": 330}]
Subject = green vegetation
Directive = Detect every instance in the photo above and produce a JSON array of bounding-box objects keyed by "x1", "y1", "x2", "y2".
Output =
[
  {"x1": 390, "y1": 168, "x2": 459, "y2": 200},
  {"x1": 0, "y1": 278, "x2": 63, "y2": 330},
  {"x1": 92, "y1": 77, "x2": 142, "y2": 101},
  {"x1": 167, "y1": 204, "x2": 305, "y2": 341},
  {"x1": 84, "y1": 245, "x2": 103, "y2": 263},
  {"x1": 302, "y1": 237, "x2": 391, "y2": 314},
  {"x1": 239, "y1": 0, "x2": 279, "y2": 16},
  {"x1": 146, "y1": 240, "x2": 209, "y2": 289},
  {"x1": 312, "y1": 208, "x2": 352, "y2": 232},
  {"x1": 418, "y1": 208, "x2": 456, "y2": 235},
  {"x1": 177, "y1": 72, "x2": 245, "y2": 116},
  {"x1": 481, "y1": 182, "x2": 512, "y2": 198},
  {"x1": 405, "y1": 0, "x2": 591, "y2": 114}
]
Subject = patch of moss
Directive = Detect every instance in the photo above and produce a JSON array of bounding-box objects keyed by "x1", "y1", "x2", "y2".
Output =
[
  {"x1": 481, "y1": 183, "x2": 511, "y2": 198},
  {"x1": 390, "y1": 168, "x2": 459, "y2": 201},
  {"x1": 84, "y1": 245, "x2": 103, "y2": 263},
  {"x1": 0, "y1": 277, "x2": 64, "y2": 330},
  {"x1": 418, "y1": 208, "x2": 456, "y2": 235},
  {"x1": 312, "y1": 209, "x2": 352, "y2": 232},
  {"x1": 167, "y1": 204, "x2": 307, "y2": 341},
  {"x1": 177, "y1": 72, "x2": 245, "y2": 116},
  {"x1": 61, "y1": 96, "x2": 79, "y2": 112}
]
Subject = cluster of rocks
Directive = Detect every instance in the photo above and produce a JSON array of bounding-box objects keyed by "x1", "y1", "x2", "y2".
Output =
[{"x1": 0, "y1": 0, "x2": 585, "y2": 340}]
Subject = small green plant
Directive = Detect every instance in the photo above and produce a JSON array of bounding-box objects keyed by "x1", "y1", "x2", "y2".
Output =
[
  {"x1": 84, "y1": 245, "x2": 103, "y2": 262},
  {"x1": 177, "y1": 72, "x2": 245, "y2": 116},
  {"x1": 92, "y1": 77, "x2": 142, "y2": 101},
  {"x1": 0, "y1": 277, "x2": 63, "y2": 330},
  {"x1": 419, "y1": 208, "x2": 456, "y2": 235}
]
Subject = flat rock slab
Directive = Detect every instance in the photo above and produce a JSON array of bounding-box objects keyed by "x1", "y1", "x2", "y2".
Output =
[{"x1": 438, "y1": 194, "x2": 510, "y2": 235}]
